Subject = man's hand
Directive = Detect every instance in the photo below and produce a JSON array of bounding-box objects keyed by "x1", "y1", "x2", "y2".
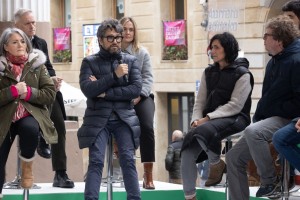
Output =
[
  {"x1": 51, "y1": 76, "x2": 63, "y2": 91},
  {"x1": 115, "y1": 63, "x2": 128, "y2": 78},
  {"x1": 89, "y1": 75, "x2": 97, "y2": 81},
  {"x1": 296, "y1": 118, "x2": 300, "y2": 132}
]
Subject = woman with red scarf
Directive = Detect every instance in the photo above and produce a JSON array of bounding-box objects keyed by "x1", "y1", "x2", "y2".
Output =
[{"x1": 0, "y1": 28, "x2": 57, "y2": 199}]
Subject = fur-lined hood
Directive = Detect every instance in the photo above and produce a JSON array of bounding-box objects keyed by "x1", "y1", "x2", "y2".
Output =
[{"x1": 0, "y1": 49, "x2": 46, "y2": 73}]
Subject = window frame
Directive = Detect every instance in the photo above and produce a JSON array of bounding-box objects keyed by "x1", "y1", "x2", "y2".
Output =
[
  {"x1": 113, "y1": 0, "x2": 125, "y2": 20},
  {"x1": 170, "y1": 0, "x2": 187, "y2": 21}
]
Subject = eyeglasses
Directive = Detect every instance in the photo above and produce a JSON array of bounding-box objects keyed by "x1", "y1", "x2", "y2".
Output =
[
  {"x1": 103, "y1": 35, "x2": 123, "y2": 43},
  {"x1": 263, "y1": 33, "x2": 274, "y2": 40}
]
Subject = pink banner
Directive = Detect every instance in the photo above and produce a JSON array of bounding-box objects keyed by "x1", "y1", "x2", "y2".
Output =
[
  {"x1": 53, "y1": 28, "x2": 71, "y2": 50},
  {"x1": 163, "y1": 20, "x2": 186, "y2": 46}
]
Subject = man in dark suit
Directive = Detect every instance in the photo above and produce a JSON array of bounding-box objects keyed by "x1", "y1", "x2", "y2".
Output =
[{"x1": 14, "y1": 8, "x2": 74, "y2": 188}]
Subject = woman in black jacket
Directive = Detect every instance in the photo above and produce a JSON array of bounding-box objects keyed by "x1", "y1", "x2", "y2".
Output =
[{"x1": 181, "y1": 32, "x2": 253, "y2": 200}]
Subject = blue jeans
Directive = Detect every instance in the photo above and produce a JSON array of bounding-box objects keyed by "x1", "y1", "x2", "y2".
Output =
[
  {"x1": 198, "y1": 160, "x2": 209, "y2": 180},
  {"x1": 84, "y1": 118, "x2": 141, "y2": 200},
  {"x1": 273, "y1": 119, "x2": 300, "y2": 172}
]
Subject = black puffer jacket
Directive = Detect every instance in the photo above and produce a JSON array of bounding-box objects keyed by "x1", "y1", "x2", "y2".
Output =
[
  {"x1": 77, "y1": 47, "x2": 142, "y2": 149},
  {"x1": 165, "y1": 139, "x2": 183, "y2": 179}
]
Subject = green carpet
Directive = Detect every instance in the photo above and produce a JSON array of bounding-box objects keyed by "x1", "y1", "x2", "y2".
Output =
[{"x1": 2, "y1": 188, "x2": 265, "y2": 200}]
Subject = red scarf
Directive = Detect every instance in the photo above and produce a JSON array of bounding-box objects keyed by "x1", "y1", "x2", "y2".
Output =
[
  {"x1": 6, "y1": 52, "x2": 30, "y2": 122},
  {"x1": 6, "y1": 52, "x2": 28, "y2": 78}
]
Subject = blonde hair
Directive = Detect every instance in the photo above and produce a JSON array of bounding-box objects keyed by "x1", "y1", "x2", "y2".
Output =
[{"x1": 119, "y1": 17, "x2": 140, "y2": 53}]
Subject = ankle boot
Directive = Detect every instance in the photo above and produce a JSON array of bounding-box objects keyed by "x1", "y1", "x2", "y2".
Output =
[
  {"x1": 205, "y1": 159, "x2": 226, "y2": 187},
  {"x1": 20, "y1": 155, "x2": 34, "y2": 189},
  {"x1": 143, "y1": 163, "x2": 155, "y2": 189}
]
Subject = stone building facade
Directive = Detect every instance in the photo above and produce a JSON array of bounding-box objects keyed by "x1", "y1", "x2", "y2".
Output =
[{"x1": 0, "y1": 0, "x2": 289, "y2": 182}]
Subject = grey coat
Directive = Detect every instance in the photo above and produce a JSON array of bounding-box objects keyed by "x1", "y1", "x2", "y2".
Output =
[{"x1": 124, "y1": 44, "x2": 153, "y2": 97}]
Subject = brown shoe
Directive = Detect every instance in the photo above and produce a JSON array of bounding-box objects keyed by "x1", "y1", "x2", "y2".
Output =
[
  {"x1": 205, "y1": 159, "x2": 226, "y2": 187},
  {"x1": 143, "y1": 163, "x2": 155, "y2": 189}
]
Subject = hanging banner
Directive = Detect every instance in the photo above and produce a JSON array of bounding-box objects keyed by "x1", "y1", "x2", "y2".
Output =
[
  {"x1": 53, "y1": 27, "x2": 71, "y2": 50},
  {"x1": 163, "y1": 20, "x2": 186, "y2": 46}
]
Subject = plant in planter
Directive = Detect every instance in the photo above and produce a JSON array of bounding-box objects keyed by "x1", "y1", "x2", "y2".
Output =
[
  {"x1": 53, "y1": 50, "x2": 72, "y2": 63},
  {"x1": 162, "y1": 45, "x2": 188, "y2": 61}
]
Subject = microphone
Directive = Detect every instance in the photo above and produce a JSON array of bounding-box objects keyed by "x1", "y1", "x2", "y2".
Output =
[{"x1": 118, "y1": 57, "x2": 128, "y2": 83}]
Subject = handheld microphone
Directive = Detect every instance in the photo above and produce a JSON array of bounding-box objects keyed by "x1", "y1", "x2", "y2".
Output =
[{"x1": 118, "y1": 58, "x2": 128, "y2": 83}]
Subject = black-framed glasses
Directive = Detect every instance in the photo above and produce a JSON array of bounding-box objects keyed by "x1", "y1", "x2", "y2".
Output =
[
  {"x1": 263, "y1": 33, "x2": 274, "y2": 40},
  {"x1": 103, "y1": 35, "x2": 123, "y2": 43}
]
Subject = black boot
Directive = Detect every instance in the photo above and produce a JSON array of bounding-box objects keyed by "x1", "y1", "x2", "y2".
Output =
[
  {"x1": 37, "y1": 135, "x2": 51, "y2": 159},
  {"x1": 53, "y1": 170, "x2": 74, "y2": 188}
]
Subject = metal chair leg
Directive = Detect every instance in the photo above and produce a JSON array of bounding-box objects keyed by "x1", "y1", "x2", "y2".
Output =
[
  {"x1": 3, "y1": 136, "x2": 40, "y2": 190},
  {"x1": 23, "y1": 189, "x2": 29, "y2": 200},
  {"x1": 3, "y1": 136, "x2": 22, "y2": 189},
  {"x1": 224, "y1": 137, "x2": 232, "y2": 200},
  {"x1": 282, "y1": 159, "x2": 290, "y2": 200},
  {"x1": 107, "y1": 134, "x2": 114, "y2": 200}
]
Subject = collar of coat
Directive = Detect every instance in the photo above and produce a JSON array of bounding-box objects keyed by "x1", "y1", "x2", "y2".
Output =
[{"x1": 0, "y1": 49, "x2": 46, "y2": 73}]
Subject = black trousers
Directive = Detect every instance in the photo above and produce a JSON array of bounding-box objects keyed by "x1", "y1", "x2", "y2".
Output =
[
  {"x1": 134, "y1": 96, "x2": 155, "y2": 162},
  {"x1": 0, "y1": 116, "x2": 39, "y2": 194},
  {"x1": 50, "y1": 98, "x2": 67, "y2": 171}
]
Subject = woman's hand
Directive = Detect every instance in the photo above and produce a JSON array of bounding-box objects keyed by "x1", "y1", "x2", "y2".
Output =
[
  {"x1": 15, "y1": 82, "x2": 27, "y2": 95},
  {"x1": 192, "y1": 116, "x2": 210, "y2": 127},
  {"x1": 133, "y1": 96, "x2": 141, "y2": 105},
  {"x1": 19, "y1": 92, "x2": 27, "y2": 99}
]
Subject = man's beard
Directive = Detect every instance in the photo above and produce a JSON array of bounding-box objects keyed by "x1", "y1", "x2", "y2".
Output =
[{"x1": 108, "y1": 45, "x2": 120, "y2": 54}]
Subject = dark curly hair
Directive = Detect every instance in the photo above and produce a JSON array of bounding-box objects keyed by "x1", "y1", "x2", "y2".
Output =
[
  {"x1": 96, "y1": 18, "x2": 123, "y2": 38},
  {"x1": 208, "y1": 32, "x2": 239, "y2": 64},
  {"x1": 266, "y1": 15, "x2": 300, "y2": 48},
  {"x1": 282, "y1": 0, "x2": 300, "y2": 22}
]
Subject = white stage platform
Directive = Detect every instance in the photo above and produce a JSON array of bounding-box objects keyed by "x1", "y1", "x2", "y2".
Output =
[{"x1": 2, "y1": 181, "x2": 300, "y2": 200}]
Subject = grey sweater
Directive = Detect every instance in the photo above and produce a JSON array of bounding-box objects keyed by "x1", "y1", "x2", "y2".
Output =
[
  {"x1": 191, "y1": 72, "x2": 251, "y2": 124},
  {"x1": 124, "y1": 44, "x2": 153, "y2": 97}
]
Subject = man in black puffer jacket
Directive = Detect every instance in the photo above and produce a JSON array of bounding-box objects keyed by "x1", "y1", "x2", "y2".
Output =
[
  {"x1": 77, "y1": 18, "x2": 142, "y2": 200},
  {"x1": 165, "y1": 130, "x2": 184, "y2": 184}
]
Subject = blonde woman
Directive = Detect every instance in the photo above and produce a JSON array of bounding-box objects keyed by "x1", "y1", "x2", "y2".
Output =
[{"x1": 120, "y1": 17, "x2": 155, "y2": 189}]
